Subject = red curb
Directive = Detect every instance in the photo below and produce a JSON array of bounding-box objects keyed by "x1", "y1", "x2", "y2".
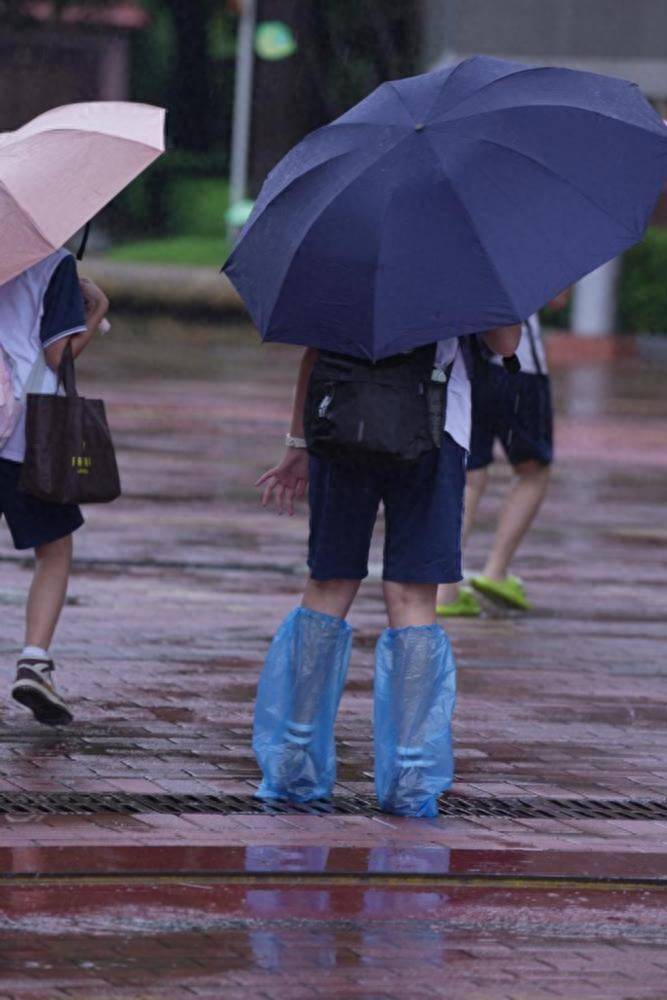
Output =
[{"x1": 546, "y1": 330, "x2": 637, "y2": 365}]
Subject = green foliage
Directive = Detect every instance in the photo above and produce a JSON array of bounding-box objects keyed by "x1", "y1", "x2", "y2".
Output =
[
  {"x1": 101, "y1": 151, "x2": 228, "y2": 239},
  {"x1": 107, "y1": 235, "x2": 228, "y2": 267},
  {"x1": 540, "y1": 298, "x2": 571, "y2": 330},
  {"x1": 619, "y1": 228, "x2": 667, "y2": 333},
  {"x1": 167, "y1": 178, "x2": 229, "y2": 237},
  {"x1": 309, "y1": 1, "x2": 420, "y2": 121}
]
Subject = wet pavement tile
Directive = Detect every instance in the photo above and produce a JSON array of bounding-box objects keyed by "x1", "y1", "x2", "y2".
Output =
[{"x1": 1, "y1": 319, "x2": 667, "y2": 997}]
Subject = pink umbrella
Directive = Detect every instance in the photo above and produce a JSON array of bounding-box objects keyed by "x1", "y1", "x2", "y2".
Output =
[{"x1": 0, "y1": 101, "x2": 165, "y2": 285}]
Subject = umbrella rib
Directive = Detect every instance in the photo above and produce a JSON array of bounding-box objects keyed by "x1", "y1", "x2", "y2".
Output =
[
  {"x1": 425, "y1": 64, "x2": 546, "y2": 124},
  {"x1": 420, "y1": 56, "x2": 498, "y2": 125},
  {"x1": 0, "y1": 178, "x2": 55, "y2": 249},
  {"x1": 430, "y1": 103, "x2": 664, "y2": 140},
  {"x1": 423, "y1": 65, "x2": 648, "y2": 127},
  {"x1": 369, "y1": 149, "x2": 418, "y2": 359},
  {"x1": 236, "y1": 149, "x2": 355, "y2": 246},
  {"x1": 470, "y1": 136, "x2": 642, "y2": 241},
  {"x1": 422, "y1": 137, "x2": 520, "y2": 319},
  {"x1": 386, "y1": 82, "x2": 419, "y2": 127},
  {"x1": 267, "y1": 135, "x2": 415, "y2": 342},
  {"x1": 1, "y1": 126, "x2": 164, "y2": 156}
]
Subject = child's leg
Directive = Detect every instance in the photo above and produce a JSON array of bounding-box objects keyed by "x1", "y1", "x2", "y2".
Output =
[
  {"x1": 302, "y1": 577, "x2": 360, "y2": 619},
  {"x1": 384, "y1": 580, "x2": 437, "y2": 628},
  {"x1": 376, "y1": 439, "x2": 464, "y2": 816},
  {"x1": 253, "y1": 589, "x2": 354, "y2": 801},
  {"x1": 462, "y1": 466, "x2": 489, "y2": 547},
  {"x1": 253, "y1": 453, "x2": 376, "y2": 801},
  {"x1": 376, "y1": 582, "x2": 456, "y2": 817},
  {"x1": 25, "y1": 535, "x2": 73, "y2": 650},
  {"x1": 481, "y1": 460, "x2": 550, "y2": 581},
  {"x1": 437, "y1": 466, "x2": 488, "y2": 607},
  {"x1": 12, "y1": 532, "x2": 75, "y2": 726}
]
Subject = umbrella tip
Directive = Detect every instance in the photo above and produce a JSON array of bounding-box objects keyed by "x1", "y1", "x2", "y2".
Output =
[{"x1": 414, "y1": 123, "x2": 425, "y2": 132}]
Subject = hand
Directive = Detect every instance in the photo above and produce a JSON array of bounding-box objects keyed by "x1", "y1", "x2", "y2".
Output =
[
  {"x1": 256, "y1": 448, "x2": 309, "y2": 516},
  {"x1": 79, "y1": 277, "x2": 109, "y2": 319}
]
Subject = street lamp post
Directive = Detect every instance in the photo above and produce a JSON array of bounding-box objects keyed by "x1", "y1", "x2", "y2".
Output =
[{"x1": 229, "y1": 0, "x2": 257, "y2": 233}]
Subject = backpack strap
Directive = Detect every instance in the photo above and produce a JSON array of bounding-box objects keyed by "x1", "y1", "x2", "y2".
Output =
[
  {"x1": 458, "y1": 335, "x2": 479, "y2": 380},
  {"x1": 524, "y1": 316, "x2": 543, "y2": 375}
]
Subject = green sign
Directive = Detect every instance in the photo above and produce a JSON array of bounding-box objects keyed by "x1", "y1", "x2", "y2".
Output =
[{"x1": 255, "y1": 21, "x2": 297, "y2": 61}]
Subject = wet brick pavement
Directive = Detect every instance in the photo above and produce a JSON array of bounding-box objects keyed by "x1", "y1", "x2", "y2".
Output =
[{"x1": 1, "y1": 317, "x2": 666, "y2": 998}]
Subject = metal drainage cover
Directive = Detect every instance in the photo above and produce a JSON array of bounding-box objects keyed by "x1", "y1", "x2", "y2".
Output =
[{"x1": 1, "y1": 792, "x2": 667, "y2": 821}]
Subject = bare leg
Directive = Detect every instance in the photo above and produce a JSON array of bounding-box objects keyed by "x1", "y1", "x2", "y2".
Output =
[
  {"x1": 302, "y1": 577, "x2": 361, "y2": 620},
  {"x1": 437, "y1": 467, "x2": 489, "y2": 606},
  {"x1": 482, "y1": 460, "x2": 551, "y2": 581},
  {"x1": 25, "y1": 535, "x2": 73, "y2": 650},
  {"x1": 384, "y1": 581, "x2": 438, "y2": 629}
]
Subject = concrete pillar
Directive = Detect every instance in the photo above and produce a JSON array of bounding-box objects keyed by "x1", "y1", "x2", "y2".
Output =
[
  {"x1": 98, "y1": 36, "x2": 129, "y2": 101},
  {"x1": 570, "y1": 257, "x2": 621, "y2": 337}
]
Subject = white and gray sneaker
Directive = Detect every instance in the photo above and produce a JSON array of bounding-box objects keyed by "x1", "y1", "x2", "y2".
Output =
[{"x1": 11, "y1": 659, "x2": 73, "y2": 726}]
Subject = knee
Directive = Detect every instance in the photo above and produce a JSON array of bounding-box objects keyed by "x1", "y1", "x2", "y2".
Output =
[
  {"x1": 303, "y1": 577, "x2": 359, "y2": 618},
  {"x1": 514, "y1": 460, "x2": 550, "y2": 482},
  {"x1": 35, "y1": 535, "x2": 73, "y2": 565},
  {"x1": 467, "y1": 467, "x2": 488, "y2": 496},
  {"x1": 383, "y1": 582, "x2": 437, "y2": 629}
]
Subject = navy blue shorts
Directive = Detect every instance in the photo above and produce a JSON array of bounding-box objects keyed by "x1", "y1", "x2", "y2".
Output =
[
  {"x1": 0, "y1": 458, "x2": 84, "y2": 550},
  {"x1": 308, "y1": 434, "x2": 466, "y2": 584},
  {"x1": 468, "y1": 364, "x2": 553, "y2": 471}
]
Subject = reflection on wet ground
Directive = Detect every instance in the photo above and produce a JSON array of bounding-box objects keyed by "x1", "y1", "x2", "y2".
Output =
[{"x1": 1, "y1": 315, "x2": 667, "y2": 998}]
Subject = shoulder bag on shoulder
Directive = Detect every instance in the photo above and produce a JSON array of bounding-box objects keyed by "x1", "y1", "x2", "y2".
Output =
[
  {"x1": 304, "y1": 344, "x2": 453, "y2": 463},
  {"x1": 19, "y1": 341, "x2": 121, "y2": 504}
]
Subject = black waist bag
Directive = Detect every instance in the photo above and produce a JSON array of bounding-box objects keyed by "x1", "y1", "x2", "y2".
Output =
[{"x1": 304, "y1": 344, "x2": 450, "y2": 463}]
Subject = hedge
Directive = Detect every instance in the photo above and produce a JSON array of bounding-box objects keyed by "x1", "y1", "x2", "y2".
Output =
[{"x1": 619, "y1": 227, "x2": 667, "y2": 334}]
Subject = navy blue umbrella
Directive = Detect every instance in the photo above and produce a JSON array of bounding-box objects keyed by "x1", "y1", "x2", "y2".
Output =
[{"x1": 224, "y1": 56, "x2": 667, "y2": 360}]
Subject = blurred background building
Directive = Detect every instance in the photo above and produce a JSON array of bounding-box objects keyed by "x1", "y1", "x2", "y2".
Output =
[
  {"x1": 423, "y1": 0, "x2": 667, "y2": 115},
  {"x1": 0, "y1": 2, "x2": 147, "y2": 127}
]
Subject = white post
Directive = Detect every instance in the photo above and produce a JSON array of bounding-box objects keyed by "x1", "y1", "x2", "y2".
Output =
[
  {"x1": 570, "y1": 257, "x2": 621, "y2": 337},
  {"x1": 229, "y1": 0, "x2": 257, "y2": 215}
]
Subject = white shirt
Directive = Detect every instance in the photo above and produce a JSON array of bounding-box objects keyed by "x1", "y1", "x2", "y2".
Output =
[
  {"x1": 436, "y1": 339, "x2": 471, "y2": 452},
  {"x1": 490, "y1": 314, "x2": 547, "y2": 376},
  {"x1": 0, "y1": 249, "x2": 86, "y2": 463}
]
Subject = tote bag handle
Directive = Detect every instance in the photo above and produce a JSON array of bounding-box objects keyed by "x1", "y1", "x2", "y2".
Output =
[{"x1": 56, "y1": 341, "x2": 79, "y2": 398}]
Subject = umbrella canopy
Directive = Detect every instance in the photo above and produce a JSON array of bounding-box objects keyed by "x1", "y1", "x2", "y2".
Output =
[
  {"x1": 0, "y1": 102, "x2": 165, "y2": 286},
  {"x1": 224, "y1": 56, "x2": 667, "y2": 360}
]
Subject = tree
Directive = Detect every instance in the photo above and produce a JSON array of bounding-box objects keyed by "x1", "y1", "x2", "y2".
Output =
[{"x1": 249, "y1": 0, "x2": 421, "y2": 193}]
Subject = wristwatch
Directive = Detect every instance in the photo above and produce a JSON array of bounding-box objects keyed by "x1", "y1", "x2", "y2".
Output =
[{"x1": 285, "y1": 433, "x2": 307, "y2": 449}]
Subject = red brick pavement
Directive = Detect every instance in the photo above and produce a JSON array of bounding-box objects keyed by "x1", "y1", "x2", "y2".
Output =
[{"x1": 1, "y1": 319, "x2": 667, "y2": 998}]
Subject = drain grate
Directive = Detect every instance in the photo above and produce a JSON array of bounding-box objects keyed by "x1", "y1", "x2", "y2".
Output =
[{"x1": 1, "y1": 792, "x2": 667, "y2": 821}]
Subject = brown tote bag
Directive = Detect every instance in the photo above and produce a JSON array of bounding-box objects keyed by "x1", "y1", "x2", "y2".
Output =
[{"x1": 19, "y1": 342, "x2": 121, "y2": 505}]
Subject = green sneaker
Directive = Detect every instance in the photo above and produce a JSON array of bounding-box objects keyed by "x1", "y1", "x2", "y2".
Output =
[
  {"x1": 469, "y1": 575, "x2": 531, "y2": 611},
  {"x1": 436, "y1": 586, "x2": 482, "y2": 618}
]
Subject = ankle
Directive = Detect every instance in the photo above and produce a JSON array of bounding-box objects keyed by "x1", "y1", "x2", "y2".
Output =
[
  {"x1": 481, "y1": 566, "x2": 507, "y2": 582},
  {"x1": 21, "y1": 645, "x2": 50, "y2": 661}
]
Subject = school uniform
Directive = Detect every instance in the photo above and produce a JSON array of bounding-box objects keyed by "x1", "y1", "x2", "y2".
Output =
[
  {"x1": 254, "y1": 337, "x2": 469, "y2": 819},
  {"x1": 0, "y1": 250, "x2": 87, "y2": 550},
  {"x1": 307, "y1": 337, "x2": 471, "y2": 584},
  {"x1": 468, "y1": 314, "x2": 553, "y2": 471}
]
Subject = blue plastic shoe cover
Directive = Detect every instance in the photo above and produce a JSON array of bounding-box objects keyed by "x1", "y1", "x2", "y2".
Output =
[
  {"x1": 253, "y1": 606, "x2": 352, "y2": 801},
  {"x1": 374, "y1": 624, "x2": 456, "y2": 818}
]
